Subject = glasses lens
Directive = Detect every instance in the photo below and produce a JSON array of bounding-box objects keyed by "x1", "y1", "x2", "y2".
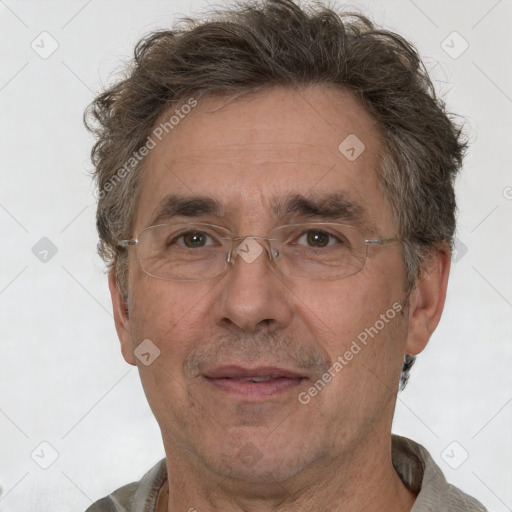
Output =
[
  {"x1": 134, "y1": 222, "x2": 368, "y2": 282},
  {"x1": 272, "y1": 223, "x2": 367, "y2": 280},
  {"x1": 137, "y1": 223, "x2": 229, "y2": 281}
]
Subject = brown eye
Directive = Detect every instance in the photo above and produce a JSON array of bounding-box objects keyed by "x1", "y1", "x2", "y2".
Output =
[
  {"x1": 296, "y1": 230, "x2": 341, "y2": 248},
  {"x1": 305, "y1": 230, "x2": 331, "y2": 247},
  {"x1": 182, "y1": 231, "x2": 209, "y2": 248},
  {"x1": 165, "y1": 230, "x2": 217, "y2": 249}
]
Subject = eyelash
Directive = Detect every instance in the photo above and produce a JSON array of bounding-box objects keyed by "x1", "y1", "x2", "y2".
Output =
[{"x1": 171, "y1": 229, "x2": 346, "y2": 248}]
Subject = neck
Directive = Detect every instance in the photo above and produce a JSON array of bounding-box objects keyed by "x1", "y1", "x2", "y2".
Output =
[{"x1": 159, "y1": 433, "x2": 417, "y2": 512}]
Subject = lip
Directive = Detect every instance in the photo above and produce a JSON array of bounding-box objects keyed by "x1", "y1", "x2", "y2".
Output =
[
  {"x1": 204, "y1": 365, "x2": 306, "y2": 380},
  {"x1": 203, "y1": 365, "x2": 307, "y2": 400}
]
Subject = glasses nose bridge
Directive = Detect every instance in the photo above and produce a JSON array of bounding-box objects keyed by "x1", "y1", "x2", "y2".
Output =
[{"x1": 226, "y1": 235, "x2": 279, "y2": 266}]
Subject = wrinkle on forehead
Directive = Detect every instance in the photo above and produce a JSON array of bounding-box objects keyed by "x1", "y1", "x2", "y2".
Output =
[
  {"x1": 152, "y1": 84, "x2": 380, "y2": 153},
  {"x1": 135, "y1": 85, "x2": 394, "y2": 236},
  {"x1": 161, "y1": 143, "x2": 350, "y2": 170}
]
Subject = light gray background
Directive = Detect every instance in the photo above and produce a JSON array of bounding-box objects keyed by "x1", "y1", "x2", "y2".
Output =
[{"x1": 1, "y1": 0, "x2": 511, "y2": 510}]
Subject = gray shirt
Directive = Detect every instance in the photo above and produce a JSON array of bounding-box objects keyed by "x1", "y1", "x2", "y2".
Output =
[{"x1": 85, "y1": 435, "x2": 487, "y2": 511}]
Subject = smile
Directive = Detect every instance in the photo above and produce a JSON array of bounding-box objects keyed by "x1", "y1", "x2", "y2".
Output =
[{"x1": 203, "y1": 365, "x2": 307, "y2": 400}]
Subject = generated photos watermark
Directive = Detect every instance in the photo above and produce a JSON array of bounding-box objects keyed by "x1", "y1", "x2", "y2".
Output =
[
  {"x1": 95, "y1": 97, "x2": 197, "y2": 200},
  {"x1": 298, "y1": 301, "x2": 403, "y2": 405}
]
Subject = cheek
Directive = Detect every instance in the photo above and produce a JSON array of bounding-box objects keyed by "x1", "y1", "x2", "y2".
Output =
[
  {"x1": 128, "y1": 274, "x2": 215, "y2": 364},
  {"x1": 294, "y1": 262, "x2": 408, "y2": 417},
  {"x1": 302, "y1": 298, "x2": 408, "y2": 437},
  {"x1": 298, "y1": 269, "x2": 405, "y2": 356},
  {"x1": 126, "y1": 277, "x2": 207, "y2": 417}
]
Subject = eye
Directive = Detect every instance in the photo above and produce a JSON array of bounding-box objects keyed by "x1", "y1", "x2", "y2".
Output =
[
  {"x1": 170, "y1": 230, "x2": 218, "y2": 249},
  {"x1": 295, "y1": 229, "x2": 344, "y2": 248}
]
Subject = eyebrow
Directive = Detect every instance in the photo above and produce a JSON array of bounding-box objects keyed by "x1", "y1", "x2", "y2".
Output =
[
  {"x1": 268, "y1": 193, "x2": 375, "y2": 232},
  {"x1": 146, "y1": 192, "x2": 375, "y2": 233}
]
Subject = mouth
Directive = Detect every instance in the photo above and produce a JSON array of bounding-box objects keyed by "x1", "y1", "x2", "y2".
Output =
[{"x1": 203, "y1": 365, "x2": 307, "y2": 400}]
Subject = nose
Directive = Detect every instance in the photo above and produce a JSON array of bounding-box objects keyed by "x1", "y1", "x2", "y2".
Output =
[{"x1": 215, "y1": 236, "x2": 294, "y2": 333}]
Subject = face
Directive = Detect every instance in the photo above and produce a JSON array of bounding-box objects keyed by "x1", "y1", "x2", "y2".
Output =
[{"x1": 111, "y1": 85, "x2": 444, "y2": 487}]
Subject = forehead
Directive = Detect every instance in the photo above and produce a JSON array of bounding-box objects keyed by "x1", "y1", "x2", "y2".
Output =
[{"x1": 134, "y1": 85, "x2": 394, "y2": 235}]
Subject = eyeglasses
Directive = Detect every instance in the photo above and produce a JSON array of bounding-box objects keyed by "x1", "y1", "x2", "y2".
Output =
[{"x1": 118, "y1": 222, "x2": 399, "y2": 282}]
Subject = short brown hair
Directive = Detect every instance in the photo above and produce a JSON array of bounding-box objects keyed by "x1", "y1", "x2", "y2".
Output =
[{"x1": 84, "y1": 0, "x2": 468, "y2": 388}]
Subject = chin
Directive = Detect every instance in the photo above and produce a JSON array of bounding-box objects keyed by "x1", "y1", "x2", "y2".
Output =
[
  {"x1": 213, "y1": 456, "x2": 306, "y2": 485},
  {"x1": 198, "y1": 436, "x2": 321, "y2": 485}
]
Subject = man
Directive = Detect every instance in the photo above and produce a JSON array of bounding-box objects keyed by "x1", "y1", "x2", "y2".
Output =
[{"x1": 84, "y1": 0, "x2": 487, "y2": 510}]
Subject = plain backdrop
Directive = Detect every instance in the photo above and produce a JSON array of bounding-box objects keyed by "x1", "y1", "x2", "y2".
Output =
[{"x1": 1, "y1": 0, "x2": 511, "y2": 510}]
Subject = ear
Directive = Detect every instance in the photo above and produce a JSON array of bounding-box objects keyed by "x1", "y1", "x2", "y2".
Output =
[
  {"x1": 405, "y1": 245, "x2": 451, "y2": 355},
  {"x1": 108, "y1": 268, "x2": 136, "y2": 366}
]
